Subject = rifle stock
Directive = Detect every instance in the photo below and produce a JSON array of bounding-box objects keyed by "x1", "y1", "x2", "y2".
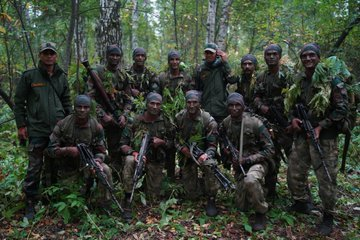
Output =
[
  {"x1": 296, "y1": 104, "x2": 332, "y2": 182},
  {"x1": 77, "y1": 143, "x2": 124, "y2": 213}
]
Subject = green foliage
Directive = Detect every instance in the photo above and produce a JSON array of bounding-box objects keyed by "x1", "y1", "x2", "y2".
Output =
[{"x1": 161, "y1": 87, "x2": 185, "y2": 124}]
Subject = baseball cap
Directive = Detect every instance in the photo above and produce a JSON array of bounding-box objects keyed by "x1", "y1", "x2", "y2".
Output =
[
  {"x1": 39, "y1": 42, "x2": 57, "y2": 53},
  {"x1": 204, "y1": 43, "x2": 218, "y2": 53}
]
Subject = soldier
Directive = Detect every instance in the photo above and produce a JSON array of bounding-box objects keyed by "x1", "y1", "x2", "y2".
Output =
[
  {"x1": 253, "y1": 43, "x2": 293, "y2": 196},
  {"x1": 46, "y1": 95, "x2": 112, "y2": 207},
  {"x1": 219, "y1": 93, "x2": 275, "y2": 231},
  {"x1": 195, "y1": 43, "x2": 237, "y2": 123},
  {"x1": 14, "y1": 42, "x2": 72, "y2": 220},
  {"x1": 175, "y1": 90, "x2": 220, "y2": 217},
  {"x1": 235, "y1": 54, "x2": 258, "y2": 106},
  {"x1": 126, "y1": 47, "x2": 159, "y2": 97},
  {"x1": 87, "y1": 45, "x2": 134, "y2": 177},
  {"x1": 119, "y1": 92, "x2": 174, "y2": 220},
  {"x1": 286, "y1": 43, "x2": 349, "y2": 236},
  {"x1": 157, "y1": 50, "x2": 194, "y2": 179}
]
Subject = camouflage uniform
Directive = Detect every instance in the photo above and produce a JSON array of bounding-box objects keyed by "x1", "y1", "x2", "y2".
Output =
[
  {"x1": 120, "y1": 111, "x2": 174, "y2": 201},
  {"x1": 236, "y1": 73, "x2": 257, "y2": 108},
  {"x1": 175, "y1": 109, "x2": 219, "y2": 199},
  {"x1": 126, "y1": 65, "x2": 160, "y2": 96},
  {"x1": 14, "y1": 61, "x2": 72, "y2": 200},
  {"x1": 46, "y1": 114, "x2": 112, "y2": 202},
  {"x1": 287, "y1": 73, "x2": 348, "y2": 215},
  {"x1": 87, "y1": 64, "x2": 134, "y2": 172},
  {"x1": 219, "y1": 112, "x2": 275, "y2": 213}
]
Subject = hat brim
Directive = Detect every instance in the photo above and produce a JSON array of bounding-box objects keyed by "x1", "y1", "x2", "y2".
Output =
[
  {"x1": 204, "y1": 48, "x2": 216, "y2": 53},
  {"x1": 40, "y1": 47, "x2": 57, "y2": 54}
]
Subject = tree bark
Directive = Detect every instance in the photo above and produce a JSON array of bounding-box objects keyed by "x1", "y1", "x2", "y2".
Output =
[
  {"x1": 96, "y1": 0, "x2": 122, "y2": 64},
  {"x1": 217, "y1": 0, "x2": 232, "y2": 51},
  {"x1": 131, "y1": 0, "x2": 139, "y2": 49},
  {"x1": 173, "y1": 0, "x2": 178, "y2": 48},
  {"x1": 63, "y1": 0, "x2": 79, "y2": 74},
  {"x1": 206, "y1": 0, "x2": 217, "y2": 44}
]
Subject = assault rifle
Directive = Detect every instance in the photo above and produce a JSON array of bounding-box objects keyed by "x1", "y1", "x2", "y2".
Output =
[
  {"x1": 219, "y1": 133, "x2": 247, "y2": 177},
  {"x1": 130, "y1": 133, "x2": 151, "y2": 203},
  {"x1": 82, "y1": 60, "x2": 120, "y2": 121},
  {"x1": 295, "y1": 104, "x2": 332, "y2": 182},
  {"x1": 188, "y1": 142, "x2": 235, "y2": 190},
  {"x1": 77, "y1": 143, "x2": 124, "y2": 213},
  {"x1": 268, "y1": 105, "x2": 290, "y2": 129}
]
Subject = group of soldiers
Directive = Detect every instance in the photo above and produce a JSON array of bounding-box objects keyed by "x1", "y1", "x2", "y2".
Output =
[{"x1": 14, "y1": 40, "x2": 350, "y2": 236}]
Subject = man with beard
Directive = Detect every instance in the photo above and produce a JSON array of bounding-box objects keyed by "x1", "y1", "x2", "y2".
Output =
[
  {"x1": 119, "y1": 92, "x2": 174, "y2": 220},
  {"x1": 195, "y1": 43, "x2": 237, "y2": 124},
  {"x1": 46, "y1": 95, "x2": 113, "y2": 208},
  {"x1": 126, "y1": 47, "x2": 159, "y2": 97},
  {"x1": 175, "y1": 90, "x2": 220, "y2": 217},
  {"x1": 219, "y1": 93, "x2": 275, "y2": 231},
  {"x1": 14, "y1": 42, "x2": 72, "y2": 220}
]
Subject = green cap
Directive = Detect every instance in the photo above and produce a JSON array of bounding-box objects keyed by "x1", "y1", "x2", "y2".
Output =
[
  {"x1": 204, "y1": 43, "x2": 218, "y2": 53},
  {"x1": 39, "y1": 42, "x2": 57, "y2": 53}
]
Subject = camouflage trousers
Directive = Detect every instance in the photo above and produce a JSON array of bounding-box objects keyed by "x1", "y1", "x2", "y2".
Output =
[
  {"x1": 235, "y1": 163, "x2": 269, "y2": 214},
  {"x1": 123, "y1": 155, "x2": 165, "y2": 201},
  {"x1": 181, "y1": 157, "x2": 219, "y2": 199},
  {"x1": 287, "y1": 136, "x2": 338, "y2": 214}
]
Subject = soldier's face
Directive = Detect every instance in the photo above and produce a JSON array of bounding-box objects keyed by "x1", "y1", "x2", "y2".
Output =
[
  {"x1": 134, "y1": 53, "x2": 146, "y2": 66},
  {"x1": 107, "y1": 53, "x2": 121, "y2": 67},
  {"x1": 169, "y1": 57, "x2": 180, "y2": 70},
  {"x1": 204, "y1": 51, "x2": 216, "y2": 63},
  {"x1": 186, "y1": 99, "x2": 200, "y2": 115},
  {"x1": 300, "y1": 50, "x2": 320, "y2": 70},
  {"x1": 39, "y1": 50, "x2": 57, "y2": 66},
  {"x1": 74, "y1": 105, "x2": 90, "y2": 120},
  {"x1": 264, "y1": 50, "x2": 280, "y2": 67},
  {"x1": 147, "y1": 100, "x2": 161, "y2": 116},
  {"x1": 241, "y1": 60, "x2": 255, "y2": 75},
  {"x1": 228, "y1": 103, "x2": 244, "y2": 119}
]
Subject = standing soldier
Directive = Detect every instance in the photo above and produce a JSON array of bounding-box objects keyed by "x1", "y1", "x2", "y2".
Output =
[
  {"x1": 195, "y1": 43, "x2": 237, "y2": 124},
  {"x1": 119, "y1": 92, "x2": 174, "y2": 220},
  {"x1": 286, "y1": 43, "x2": 349, "y2": 236},
  {"x1": 235, "y1": 54, "x2": 258, "y2": 106},
  {"x1": 87, "y1": 45, "x2": 134, "y2": 177},
  {"x1": 253, "y1": 43, "x2": 293, "y2": 195},
  {"x1": 126, "y1": 47, "x2": 159, "y2": 97},
  {"x1": 219, "y1": 93, "x2": 275, "y2": 231},
  {"x1": 46, "y1": 95, "x2": 113, "y2": 208},
  {"x1": 14, "y1": 42, "x2": 72, "y2": 219},
  {"x1": 157, "y1": 50, "x2": 194, "y2": 179},
  {"x1": 175, "y1": 90, "x2": 220, "y2": 217}
]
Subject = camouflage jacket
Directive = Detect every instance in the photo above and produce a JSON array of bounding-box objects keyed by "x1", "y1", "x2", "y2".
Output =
[
  {"x1": 120, "y1": 111, "x2": 175, "y2": 162},
  {"x1": 47, "y1": 114, "x2": 106, "y2": 160},
  {"x1": 87, "y1": 65, "x2": 134, "y2": 116},
  {"x1": 158, "y1": 69, "x2": 195, "y2": 97},
  {"x1": 291, "y1": 72, "x2": 349, "y2": 139},
  {"x1": 14, "y1": 62, "x2": 72, "y2": 138},
  {"x1": 235, "y1": 73, "x2": 257, "y2": 107},
  {"x1": 219, "y1": 112, "x2": 275, "y2": 170},
  {"x1": 175, "y1": 109, "x2": 218, "y2": 158},
  {"x1": 195, "y1": 61, "x2": 237, "y2": 118},
  {"x1": 126, "y1": 65, "x2": 159, "y2": 95}
]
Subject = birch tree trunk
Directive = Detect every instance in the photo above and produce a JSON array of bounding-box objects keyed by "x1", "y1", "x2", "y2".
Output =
[
  {"x1": 173, "y1": 0, "x2": 178, "y2": 48},
  {"x1": 96, "y1": 0, "x2": 122, "y2": 64},
  {"x1": 206, "y1": 0, "x2": 217, "y2": 44},
  {"x1": 63, "y1": 0, "x2": 79, "y2": 74},
  {"x1": 217, "y1": 0, "x2": 232, "y2": 51},
  {"x1": 131, "y1": 0, "x2": 139, "y2": 49}
]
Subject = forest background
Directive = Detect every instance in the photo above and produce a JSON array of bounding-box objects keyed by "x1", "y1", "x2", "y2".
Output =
[{"x1": 0, "y1": 0, "x2": 359, "y2": 239}]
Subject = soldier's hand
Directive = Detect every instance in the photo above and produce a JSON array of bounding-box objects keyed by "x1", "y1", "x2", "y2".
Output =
[
  {"x1": 260, "y1": 104, "x2": 269, "y2": 114},
  {"x1": 216, "y1": 49, "x2": 228, "y2": 62},
  {"x1": 198, "y1": 153, "x2": 208, "y2": 164},
  {"x1": 18, "y1": 126, "x2": 28, "y2": 141},
  {"x1": 152, "y1": 137, "x2": 165, "y2": 148},
  {"x1": 240, "y1": 156, "x2": 252, "y2": 167},
  {"x1": 314, "y1": 125, "x2": 322, "y2": 140},
  {"x1": 66, "y1": 147, "x2": 79, "y2": 158},
  {"x1": 132, "y1": 151, "x2": 139, "y2": 162},
  {"x1": 180, "y1": 146, "x2": 191, "y2": 158},
  {"x1": 291, "y1": 118, "x2": 302, "y2": 133},
  {"x1": 118, "y1": 115, "x2": 127, "y2": 128},
  {"x1": 102, "y1": 113, "x2": 115, "y2": 126},
  {"x1": 94, "y1": 158, "x2": 104, "y2": 172}
]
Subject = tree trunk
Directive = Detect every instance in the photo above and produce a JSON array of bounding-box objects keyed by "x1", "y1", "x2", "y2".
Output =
[
  {"x1": 195, "y1": 0, "x2": 199, "y2": 64},
  {"x1": 217, "y1": 0, "x2": 232, "y2": 51},
  {"x1": 63, "y1": 0, "x2": 79, "y2": 74},
  {"x1": 173, "y1": 0, "x2": 178, "y2": 48},
  {"x1": 206, "y1": 0, "x2": 217, "y2": 44},
  {"x1": 96, "y1": 0, "x2": 122, "y2": 64},
  {"x1": 131, "y1": 0, "x2": 139, "y2": 49}
]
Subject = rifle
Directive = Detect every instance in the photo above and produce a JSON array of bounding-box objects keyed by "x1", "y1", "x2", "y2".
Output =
[
  {"x1": 219, "y1": 133, "x2": 247, "y2": 177},
  {"x1": 187, "y1": 142, "x2": 235, "y2": 190},
  {"x1": 130, "y1": 133, "x2": 152, "y2": 203},
  {"x1": 340, "y1": 130, "x2": 351, "y2": 173},
  {"x1": 77, "y1": 143, "x2": 124, "y2": 213},
  {"x1": 296, "y1": 104, "x2": 332, "y2": 182},
  {"x1": 82, "y1": 60, "x2": 120, "y2": 121},
  {"x1": 268, "y1": 105, "x2": 289, "y2": 129}
]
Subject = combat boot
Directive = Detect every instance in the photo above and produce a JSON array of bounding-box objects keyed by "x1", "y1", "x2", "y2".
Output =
[
  {"x1": 205, "y1": 196, "x2": 218, "y2": 217},
  {"x1": 122, "y1": 195, "x2": 132, "y2": 222},
  {"x1": 317, "y1": 212, "x2": 334, "y2": 236},
  {"x1": 24, "y1": 199, "x2": 35, "y2": 220},
  {"x1": 252, "y1": 212, "x2": 267, "y2": 231},
  {"x1": 288, "y1": 200, "x2": 316, "y2": 214}
]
